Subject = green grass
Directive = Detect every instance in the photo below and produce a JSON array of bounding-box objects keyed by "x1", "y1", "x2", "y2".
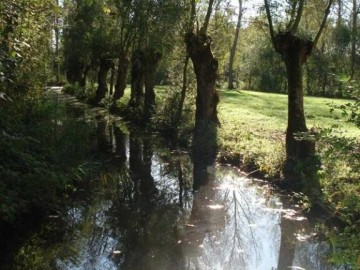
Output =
[
  {"x1": 216, "y1": 89, "x2": 360, "y2": 178},
  {"x1": 218, "y1": 89, "x2": 360, "y2": 137}
]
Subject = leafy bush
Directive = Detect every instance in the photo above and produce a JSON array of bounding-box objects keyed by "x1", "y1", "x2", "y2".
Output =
[{"x1": 0, "y1": 93, "x2": 94, "y2": 225}]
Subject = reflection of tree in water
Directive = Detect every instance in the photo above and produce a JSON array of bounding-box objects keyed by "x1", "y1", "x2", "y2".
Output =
[
  {"x1": 10, "y1": 112, "x2": 335, "y2": 270},
  {"x1": 183, "y1": 169, "x2": 282, "y2": 270},
  {"x1": 293, "y1": 240, "x2": 337, "y2": 270},
  {"x1": 276, "y1": 210, "x2": 298, "y2": 270},
  {"x1": 275, "y1": 197, "x2": 334, "y2": 270},
  {"x1": 105, "y1": 131, "x2": 194, "y2": 270}
]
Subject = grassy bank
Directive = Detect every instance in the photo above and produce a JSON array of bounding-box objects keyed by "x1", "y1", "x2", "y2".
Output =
[
  {"x1": 217, "y1": 89, "x2": 359, "y2": 174},
  {"x1": 216, "y1": 89, "x2": 360, "y2": 266}
]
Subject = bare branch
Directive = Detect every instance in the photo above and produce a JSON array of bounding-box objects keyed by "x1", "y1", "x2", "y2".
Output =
[
  {"x1": 200, "y1": 0, "x2": 215, "y2": 34},
  {"x1": 189, "y1": 0, "x2": 196, "y2": 32},
  {"x1": 287, "y1": 1, "x2": 298, "y2": 30},
  {"x1": 264, "y1": 0, "x2": 276, "y2": 47},
  {"x1": 291, "y1": 0, "x2": 305, "y2": 33},
  {"x1": 313, "y1": 0, "x2": 334, "y2": 48}
]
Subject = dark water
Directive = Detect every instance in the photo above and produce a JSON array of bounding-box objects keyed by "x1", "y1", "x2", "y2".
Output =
[{"x1": 1, "y1": 90, "x2": 343, "y2": 270}]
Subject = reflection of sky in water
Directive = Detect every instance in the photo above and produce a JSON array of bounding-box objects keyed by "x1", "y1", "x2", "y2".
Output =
[
  {"x1": 53, "y1": 162, "x2": 336, "y2": 270},
  {"x1": 58, "y1": 201, "x2": 118, "y2": 270},
  {"x1": 182, "y1": 171, "x2": 281, "y2": 270},
  {"x1": 25, "y1": 96, "x2": 337, "y2": 270}
]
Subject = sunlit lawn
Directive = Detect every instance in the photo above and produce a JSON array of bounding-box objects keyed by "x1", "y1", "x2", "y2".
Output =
[
  {"x1": 218, "y1": 89, "x2": 360, "y2": 138},
  {"x1": 214, "y1": 89, "x2": 360, "y2": 176}
]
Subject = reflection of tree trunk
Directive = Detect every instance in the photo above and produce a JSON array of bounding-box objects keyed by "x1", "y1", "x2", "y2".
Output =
[
  {"x1": 113, "y1": 123, "x2": 127, "y2": 164},
  {"x1": 144, "y1": 48, "x2": 161, "y2": 120},
  {"x1": 277, "y1": 215, "x2": 296, "y2": 270},
  {"x1": 140, "y1": 137, "x2": 157, "y2": 200},
  {"x1": 181, "y1": 161, "x2": 225, "y2": 257},
  {"x1": 96, "y1": 117, "x2": 108, "y2": 151},
  {"x1": 274, "y1": 32, "x2": 315, "y2": 183},
  {"x1": 113, "y1": 51, "x2": 129, "y2": 101},
  {"x1": 178, "y1": 160, "x2": 184, "y2": 208},
  {"x1": 175, "y1": 55, "x2": 190, "y2": 128},
  {"x1": 128, "y1": 50, "x2": 144, "y2": 108},
  {"x1": 227, "y1": 0, "x2": 243, "y2": 89},
  {"x1": 129, "y1": 134, "x2": 142, "y2": 177},
  {"x1": 192, "y1": 157, "x2": 213, "y2": 191},
  {"x1": 94, "y1": 58, "x2": 114, "y2": 104}
]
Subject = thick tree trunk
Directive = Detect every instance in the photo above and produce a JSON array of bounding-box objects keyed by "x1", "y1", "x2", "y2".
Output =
[
  {"x1": 113, "y1": 51, "x2": 129, "y2": 101},
  {"x1": 80, "y1": 65, "x2": 90, "y2": 88},
  {"x1": 185, "y1": 32, "x2": 219, "y2": 159},
  {"x1": 274, "y1": 32, "x2": 315, "y2": 182},
  {"x1": 185, "y1": 32, "x2": 219, "y2": 126},
  {"x1": 128, "y1": 50, "x2": 144, "y2": 108},
  {"x1": 94, "y1": 58, "x2": 113, "y2": 104},
  {"x1": 143, "y1": 48, "x2": 162, "y2": 120}
]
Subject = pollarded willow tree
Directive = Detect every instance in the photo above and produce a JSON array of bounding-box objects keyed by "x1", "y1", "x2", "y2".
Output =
[
  {"x1": 264, "y1": 0, "x2": 334, "y2": 183},
  {"x1": 125, "y1": 0, "x2": 185, "y2": 120},
  {"x1": 186, "y1": 0, "x2": 220, "y2": 159}
]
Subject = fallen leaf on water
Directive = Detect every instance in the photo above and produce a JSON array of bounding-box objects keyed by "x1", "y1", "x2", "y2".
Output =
[{"x1": 113, "y1": 250, "x2": 121, "y2": 254}]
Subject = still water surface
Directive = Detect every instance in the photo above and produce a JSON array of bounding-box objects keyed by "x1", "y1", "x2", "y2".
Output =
[{"x1": 3, "y1": 91, "x2": 340, "y2": 270}]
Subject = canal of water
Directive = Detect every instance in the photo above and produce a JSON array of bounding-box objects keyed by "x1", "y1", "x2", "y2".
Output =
[{"x1": 0, "y1": 90, "x2": 344, "y2": 270}]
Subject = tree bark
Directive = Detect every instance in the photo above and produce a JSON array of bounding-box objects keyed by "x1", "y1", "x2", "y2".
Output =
[
  {"x1": 274, "y1": 32, "x2": 315, "y2": 179},
  {"x1": 185, "y1": 31, "x2": 219, "y2": 160},
  {"x1": 227, "y1": 0, "x2": 243, "y2": 89},
  {"x1": 66, "y1": 61, "x2": 86, "y2": 87},
  {"x1": 185, "y1": 32, "x2": 219, "y2": 126},
  {"x1": 94, "y1": 57, "x2": 113, "y2": 104},
  {"x1": 113, "y1": 51, "x2": 129, "y2": 101},
  {"x1": 128, "y1": 50, "x2": 144, "y2": 108}
]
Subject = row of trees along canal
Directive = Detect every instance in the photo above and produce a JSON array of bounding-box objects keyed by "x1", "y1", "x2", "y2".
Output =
[{"x1": 2, "y1": 0, "x2": 360, "y2": 189}]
